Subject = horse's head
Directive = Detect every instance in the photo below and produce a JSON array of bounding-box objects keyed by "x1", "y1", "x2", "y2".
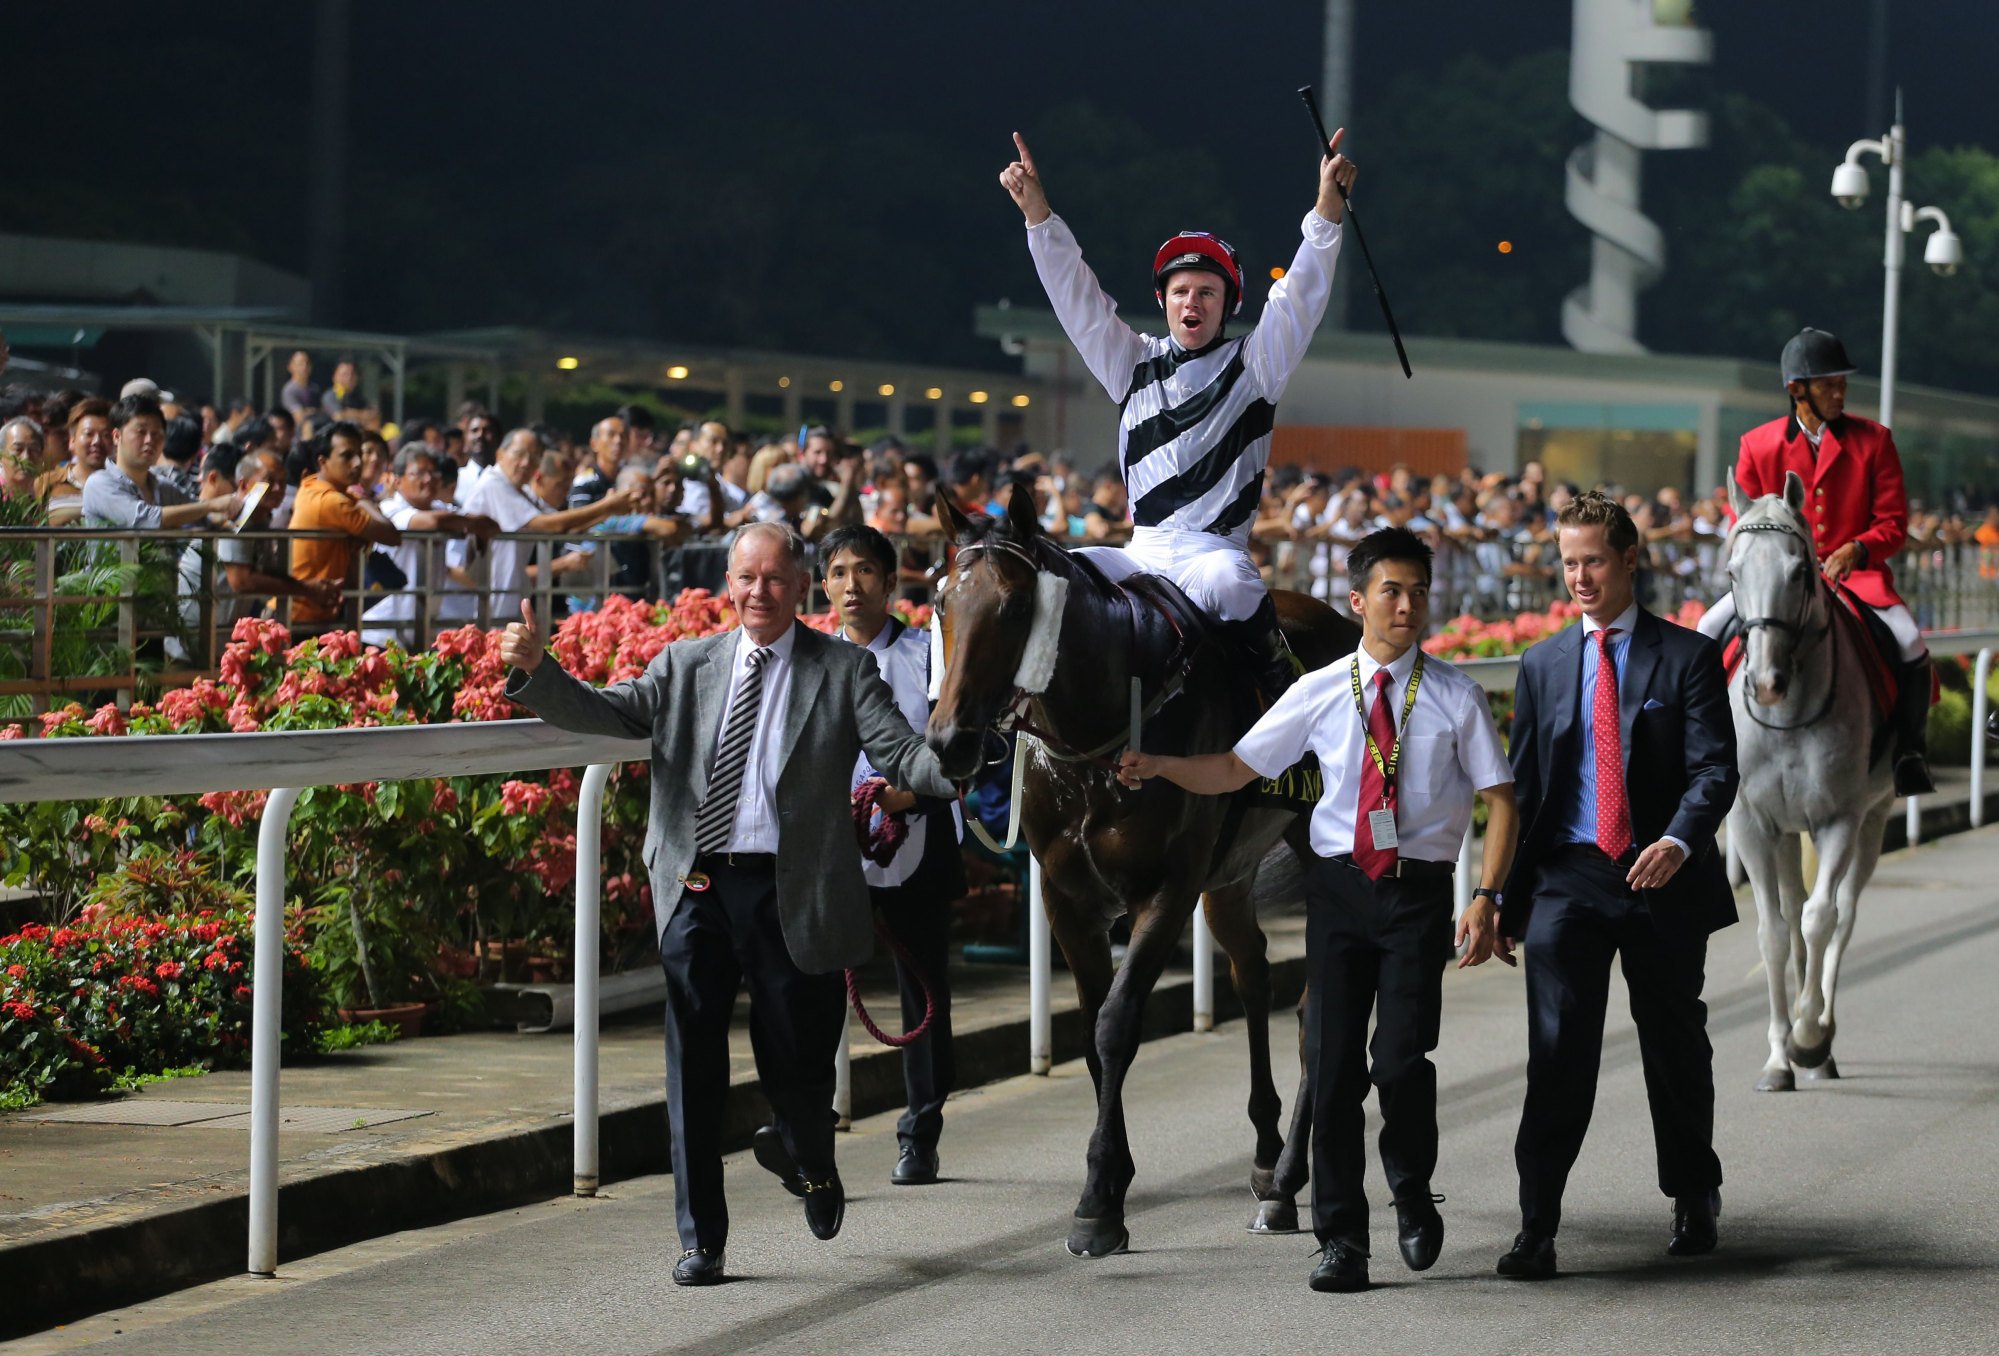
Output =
[
  {"x1": 926, "y1": 484, "x2": 1056, "y2": 781},
  {"x1": 1727, "y1": 469, "x2": 1823, "y2": 707}
]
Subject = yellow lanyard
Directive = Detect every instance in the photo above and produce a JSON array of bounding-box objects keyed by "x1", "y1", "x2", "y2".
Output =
[{"x1": 1350, "y1": 650, "x2": 1425, "y2": 797}]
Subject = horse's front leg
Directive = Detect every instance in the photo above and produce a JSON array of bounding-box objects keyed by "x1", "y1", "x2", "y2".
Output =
[
  {"x1": 1067, "y1": 894, "x2": 1189, "y2": 1258},
  {"x1": 1790, "y1": 819, "x2": 1858, "y2": 1069},
  {"x1": 1734, "y1": 810, "x2": 1797, "y2": 1091},
  {"x1": 1250, "y1": 989, "x2": 1311, "y2": 1234},
  {"x1": 1806, "y1": 797, "x2": 1890, "y2": 1081}
]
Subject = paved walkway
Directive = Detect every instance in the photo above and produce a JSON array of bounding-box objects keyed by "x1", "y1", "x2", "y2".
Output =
[{"x1": 3, "y1": 766, "x2": 1994, "y2": 1338}]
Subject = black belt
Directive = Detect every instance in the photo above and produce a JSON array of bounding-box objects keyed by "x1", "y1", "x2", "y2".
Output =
[
  {"x1": 694, "y1": 851, "x2": 777, "y2": 872},
  {"x1": 1330, "y1": 854, "x2": 1455, "y2": 880}
]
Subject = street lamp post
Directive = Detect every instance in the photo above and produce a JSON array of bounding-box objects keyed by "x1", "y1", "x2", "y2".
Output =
[{"x1": 1831, "y1": 91, "x2": 1963, "y2": 430}]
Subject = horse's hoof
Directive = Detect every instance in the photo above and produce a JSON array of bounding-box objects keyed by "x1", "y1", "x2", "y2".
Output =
[
  {"x1": 1248, "y1": 1197, "x2": 1300, "y2": 1234},
  {"x1": 1755, "y1": 1067, "x2": 1795, "y2": 1092},
  {"x1": 1065, "y1": 1216, "x2": 1130, "y2": 1258},
  {"x1": 1787, "y1": 1028, "x2": 1835, "y2": 1069},
  {"x1": 1250, "y1": 1165, "x2": 1278, "y2": 1200},
  {"x1": 1799, "y1": 1057, "x2": 1841, "y2": 1082}
]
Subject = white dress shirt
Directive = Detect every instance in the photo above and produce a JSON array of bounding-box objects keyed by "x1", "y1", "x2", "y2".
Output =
[
  {"x1": 1559, "y1": 603, "x2": 1689, "y2": 860},
  {"x1": 713, "y1": 622, "x2": 799, "y2": 854},
  {"x1": 1235, "y1": 642, "x2": 1512, "y2": 862}
]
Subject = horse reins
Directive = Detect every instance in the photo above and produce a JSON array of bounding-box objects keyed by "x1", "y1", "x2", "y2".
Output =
[{"x1": 1730, "y1": 517, "x2": 1841, "y2": 732}]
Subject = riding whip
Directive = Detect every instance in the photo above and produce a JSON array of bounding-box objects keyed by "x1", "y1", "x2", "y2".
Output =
[{"x1": 1298, "y1": 85, "x2": 1412, "y2": 379}]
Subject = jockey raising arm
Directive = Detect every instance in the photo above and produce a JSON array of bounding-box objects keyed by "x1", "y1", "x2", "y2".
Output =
[
  {"x1": 1699, "y1": 326, "x2": 1934, "y2": 795},
  {"x1": 999, "y1": 130, "x2": 1356, "y2": 694}
]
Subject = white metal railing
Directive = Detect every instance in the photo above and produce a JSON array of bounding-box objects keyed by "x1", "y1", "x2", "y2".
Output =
[{"x1": 3, "y1": 621, "x2": 1994, "y2": 1273}]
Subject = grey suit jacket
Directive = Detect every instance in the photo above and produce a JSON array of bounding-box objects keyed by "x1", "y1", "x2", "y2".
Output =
[{"x1": 504, "y1": 620, "x2": 957, "y2": 974}]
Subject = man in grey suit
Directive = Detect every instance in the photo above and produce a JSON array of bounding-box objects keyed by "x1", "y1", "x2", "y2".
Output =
[{"x1": 501, "y1": 521, "x2": 957, "y2": 1286}]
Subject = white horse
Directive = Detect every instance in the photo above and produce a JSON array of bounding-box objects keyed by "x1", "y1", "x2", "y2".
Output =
[{"x1": 1724, "y1": 471, "x2": 1897, "y2": 1092}]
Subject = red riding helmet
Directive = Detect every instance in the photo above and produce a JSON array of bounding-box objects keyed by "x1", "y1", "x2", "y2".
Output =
[{"x1": 1152, "y1": 231, "x2": 1244, "y2": 317}]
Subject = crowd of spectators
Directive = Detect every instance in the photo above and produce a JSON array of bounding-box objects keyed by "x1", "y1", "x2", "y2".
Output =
[{"x1": 3, "y1": 344, "x2": 1994, "y2": 647}]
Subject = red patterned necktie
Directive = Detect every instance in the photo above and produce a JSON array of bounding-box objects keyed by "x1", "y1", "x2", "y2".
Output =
[
  {"x1": 1352, "y1": 667, "x2": 1400, "y2": 880},
  {"x1": 1593, "y1": 628, "x2": 1634, "y2": 861}
]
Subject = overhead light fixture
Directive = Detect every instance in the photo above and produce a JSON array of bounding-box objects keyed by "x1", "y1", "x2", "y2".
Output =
[
  {"x1": 1497, "y1": 241, "x2": 1514, "y2": 254},
  {"x1": 924, "y1": 387, "x2": 943, "y2": 400},
  {"x1": 968, "y1": 390, "x2": 989, "y2": 404},
  {"x1": 556, "y1": 356, "x2": 580, "y2": 371},
  {"x1": 666, "y1": 365, "x2": 690, "y2": 380},
  {"x1": 778, "y1": 375, "x2": 791, "y2": 388},
  {"x1": 878, "y1": 383, "x2": 896, "y2": 397},
  {"x1": 829, "y1": 380, "x2": 845, "y2": 392},
  {"x1": 1011, "y1": 394, "x2": 1030, "y2": 407},
  {"x1": 1269, "y1": 267, "x2": 1286, "y2": 281}
]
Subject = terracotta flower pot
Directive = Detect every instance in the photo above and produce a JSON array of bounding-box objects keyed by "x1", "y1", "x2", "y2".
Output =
[{"x1": 337, "y1": 1000, "x2": 426, "y2": 1040}]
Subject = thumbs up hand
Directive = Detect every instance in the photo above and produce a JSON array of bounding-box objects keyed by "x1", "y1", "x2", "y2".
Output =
[{"x1": 500, "y1": 598, "x2": 545, "y2": 673}]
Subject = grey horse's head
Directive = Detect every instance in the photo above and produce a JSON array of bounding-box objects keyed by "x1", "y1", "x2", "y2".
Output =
[{"x1": 1726, "y1": 469, "x2": 1823, "y2": 707}]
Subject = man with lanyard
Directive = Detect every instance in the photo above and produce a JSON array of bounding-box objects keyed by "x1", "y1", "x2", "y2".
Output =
[
  {"x1": 819, "y1": 524, "x2": 965, "y2": 1186},
  {"x1": 999, "y1": 128, "x2": 1357, "y2": 695},
  {"x1": 1119, "y1": 527, "x2": 1518, "y2": 1293},
  {"x1": 1698, "y1": 327, "x2": 1934, "y2": 795}
]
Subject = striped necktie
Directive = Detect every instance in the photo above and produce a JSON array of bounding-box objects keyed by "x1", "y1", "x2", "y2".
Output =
[{"x1": 693, "y1": 646, "x2": 772, "y2": 855}]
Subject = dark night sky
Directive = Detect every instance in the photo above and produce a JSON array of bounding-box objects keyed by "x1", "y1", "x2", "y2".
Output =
[{"x1": 1, "y1": 1, "x2": 1992, "y2": 364}]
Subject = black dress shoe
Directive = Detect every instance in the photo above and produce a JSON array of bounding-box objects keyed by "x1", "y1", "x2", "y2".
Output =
[
  {"x1": 1668, "y1": 1190, "x2": 1720, "y2": 1256},
  {"x1": 803, "y1": 1173, "x2": 845, "y2": 1240},
  {"x1": 1394, "y1": 1192, "x2": 1445, "y2": 1272},
  {"x1": 671, "y1": 1247, "x2": 726, "y2": 1286},
  {"x1": 1308, "y1": 1240, "x2": 1370, "y2": 1293},
  {"x1": 1496, "y1": 1231, "x2": 1557, "y2": 1280},
  {"x1": 753, "y1": 1124, "x2": 806, "y2": 1199},
  {"x1": 891, "y1": 1143, "x2": 939, "y2": 1186}
]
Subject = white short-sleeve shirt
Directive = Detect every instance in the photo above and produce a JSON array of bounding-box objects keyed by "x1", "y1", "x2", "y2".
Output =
[{"x1": 1234, "y1": 644, "x2": 1512, "y2": 863}]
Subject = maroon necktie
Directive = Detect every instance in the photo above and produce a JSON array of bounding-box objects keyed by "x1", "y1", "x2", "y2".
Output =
[
  {"x1": 1352, "y1": 668, "x2": 1400, "y2": 880},
  {"x1": 1593, "y1": 628, "x2": 1634, "y2": 861}
]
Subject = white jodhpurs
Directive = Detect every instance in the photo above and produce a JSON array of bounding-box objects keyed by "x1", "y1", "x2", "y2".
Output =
[
  {"x1": 1699, "y1": 590, "x2": 1926, "y2": 661},
  {"x1": 1074, "y1": 527, "x2": 1267, "y2": 623}
]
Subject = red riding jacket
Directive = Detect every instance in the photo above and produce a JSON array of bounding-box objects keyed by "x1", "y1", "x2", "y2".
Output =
[{"x1": 1733, "y1": 413, "x2": 1909, "y2": 610}]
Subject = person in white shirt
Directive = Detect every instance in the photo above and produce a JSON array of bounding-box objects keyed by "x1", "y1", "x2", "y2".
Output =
[
  {"x1": 1120, "y1": 527, "x2": 1518, "y2": 1294},
  {"x1": 361, "y1": 445, "x2": 500, "y2": 647},
  {"x1": 821, "y1": 525, "x2": 966, "y2": 1187},
  {"x1": 999, "y1": 127, "x2": 1356, "y2": 693},
  {"x1": 456, "y1": 429, "x2": 633, "y2": 621}
]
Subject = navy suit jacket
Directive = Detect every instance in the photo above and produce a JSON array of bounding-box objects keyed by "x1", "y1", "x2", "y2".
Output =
[{"x1": 1502, "y1": 606, "x2": 1740, "y2": 941}]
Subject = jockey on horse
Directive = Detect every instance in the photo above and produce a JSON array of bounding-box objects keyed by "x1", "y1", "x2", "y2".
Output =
[
  {"x1": 999, "y1": 127, "x2": 1358, "y2": 696},
  {"x1": 1698, "y1": 327, "x2": 1936, "y2": 797}
]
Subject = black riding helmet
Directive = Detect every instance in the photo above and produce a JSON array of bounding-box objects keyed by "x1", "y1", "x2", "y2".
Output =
[{"x1": 1780, "y1": 327, "x2": 1857, "y2": 428}]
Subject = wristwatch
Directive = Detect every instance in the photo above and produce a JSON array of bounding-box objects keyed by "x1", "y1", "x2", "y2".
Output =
[{"x1": 1472, "y1": 887, "x2": 1501, "y2": 907}]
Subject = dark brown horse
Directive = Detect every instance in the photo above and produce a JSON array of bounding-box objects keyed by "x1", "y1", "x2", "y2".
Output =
[{"x1": 927, "y1": 488, "x2": 1360, "y2": 1256}]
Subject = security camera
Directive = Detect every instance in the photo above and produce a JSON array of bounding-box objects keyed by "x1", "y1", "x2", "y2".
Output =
[
  {"x1": 1925, "y1": 227, "x2": 1963, "y2": 277},
  {"x1": 1830, "y1": 161, "x2": 1870, "y2": 210}
]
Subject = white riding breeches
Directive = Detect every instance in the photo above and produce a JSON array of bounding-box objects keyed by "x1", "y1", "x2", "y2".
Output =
[
  {"x1": 1074, "y1": 526, "x2": 1268, "y2": 623},
  {"x1": 1698, "y1": 591, "x2": 1926, "y2": 661}
]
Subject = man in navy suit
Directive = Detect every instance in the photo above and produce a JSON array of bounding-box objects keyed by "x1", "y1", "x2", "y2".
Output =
[{"x1": 1495, "y1": 492, "x2": 1739, "y2": 1280}]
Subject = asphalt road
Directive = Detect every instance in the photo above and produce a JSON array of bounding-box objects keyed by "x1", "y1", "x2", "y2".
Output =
[{"x1": 13, "y1": 829, "x2": 1999, "y2": 1356}]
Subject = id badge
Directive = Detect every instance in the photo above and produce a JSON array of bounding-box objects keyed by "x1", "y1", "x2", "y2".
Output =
[{"x1": 1366, "y1": 809, "x2": 1399, "y2": 852}]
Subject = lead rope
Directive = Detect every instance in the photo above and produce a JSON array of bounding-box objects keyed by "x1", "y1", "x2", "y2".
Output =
[{"x1": 845, "y1": 778, "x2": 938, "y2": 1047}]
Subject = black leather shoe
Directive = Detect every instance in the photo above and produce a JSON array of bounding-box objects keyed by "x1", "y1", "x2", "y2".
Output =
[
  {"x1": 1668, "y1": 1189, "x2": 1720, "y2": 1257},
  {"x1": 891, "y1": 1143, "x2": 939, "y2": 1186},
  {"x1": 753, "y1": 1124, "x2": 805, "y2": 1199},
  {"x1": 1394, "y1": 1192, "x2": 1445, "y2": 1272},
  {"x1": 1496, "y1": 1231, "x2": 1557, "y2": 1280},
  {"x1": 803, "y1": 1173, "x2": 845, "y2": 1240},
  {"x1": 671, "y1": 1247, "x2": 726, "y2": 1286},
  {"x1": 1308, "y1": 1239, "x2": 1370, "y2": 1293}
]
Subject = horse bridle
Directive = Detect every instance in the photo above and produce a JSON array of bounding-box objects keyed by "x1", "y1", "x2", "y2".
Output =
[
  {"x1": 1729, "y1": 516, "x2": 1840, "y2": 731},
  {"x1": 943, "y1": 537, "x2": 1182, "y2": 769}
]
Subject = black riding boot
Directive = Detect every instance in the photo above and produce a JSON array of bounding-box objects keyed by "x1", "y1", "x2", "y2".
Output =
[
  {"x1": 1894, "y1": 657, "x2": 1937, "y2": 797},
  {"x1": 1242, "y1": 595, "x2": 1300, "y2": 700}
]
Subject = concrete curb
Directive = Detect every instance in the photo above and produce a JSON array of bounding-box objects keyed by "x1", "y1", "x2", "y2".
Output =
[{"x1": 6, "y1": 950, "x2": 1310, "y2": 1336}]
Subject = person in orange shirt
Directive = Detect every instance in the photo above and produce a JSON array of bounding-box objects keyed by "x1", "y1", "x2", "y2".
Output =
[
  {"x1": 1975, "y1": 506, "x2": 1999, "y2": 581},
  {"x1": 289, "y1": 421, "x2": 402, "y2": 625}
]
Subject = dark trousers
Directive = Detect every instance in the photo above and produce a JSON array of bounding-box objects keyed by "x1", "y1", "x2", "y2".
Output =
[
  {"x1": 1305, "y1": 855, "x2": 1454, "y2": 1246},
  {"x1": 1514, "y1": 845, "x2": 1724, "y2": 1236},
  {"x1": 658, "y1": 856, "x2": 846, "y2": 1251},
  {"x1": 870, "y1": 819, "x2": 960, "y2": 1149}
]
